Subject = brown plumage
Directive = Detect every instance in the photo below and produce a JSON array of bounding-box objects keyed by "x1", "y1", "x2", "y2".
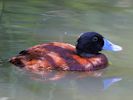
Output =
[{"x1": 9, "y1": 42, "x2": 108, "y2": 72}]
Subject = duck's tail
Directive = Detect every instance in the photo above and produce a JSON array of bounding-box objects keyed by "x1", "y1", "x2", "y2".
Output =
[{"x1": 9, "y1": 56, "x2": 25, "y2": 68}]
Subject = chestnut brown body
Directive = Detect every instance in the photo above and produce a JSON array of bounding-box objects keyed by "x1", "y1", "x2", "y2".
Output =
[{"x1": 9, "y1": 42, "x2": 108, "y2": 72}]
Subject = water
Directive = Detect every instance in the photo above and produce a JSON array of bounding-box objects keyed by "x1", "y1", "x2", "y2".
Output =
[{"x1": 0, "y1": 0, "x2": 133, "y2": 100}]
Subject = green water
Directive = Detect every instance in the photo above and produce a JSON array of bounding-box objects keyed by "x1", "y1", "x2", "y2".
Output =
[{"x1": 0, "y1": 0, "x2": 133, "y2": 100}]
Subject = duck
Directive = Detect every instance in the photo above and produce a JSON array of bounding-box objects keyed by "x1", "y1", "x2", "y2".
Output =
[{"x1": 9, "y1": 32, "x2": 122, "y2": 72}]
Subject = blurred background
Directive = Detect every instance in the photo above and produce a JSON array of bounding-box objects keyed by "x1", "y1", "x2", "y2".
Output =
[{"x1": 0, "y1": 0, "x2": 133, "y2": 100}]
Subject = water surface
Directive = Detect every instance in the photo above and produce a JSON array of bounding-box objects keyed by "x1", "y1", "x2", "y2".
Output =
[{"x1": 0, "y1": 0, "x2": 133, "y2": 100}]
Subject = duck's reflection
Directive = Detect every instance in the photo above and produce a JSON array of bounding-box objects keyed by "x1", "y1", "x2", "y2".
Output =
[
  {"x1": 8, "y1": 67, "x2": 123, "y2": 100},
  {"x1": 15, "y1": 67, "x2": 122, "y2": 91}
]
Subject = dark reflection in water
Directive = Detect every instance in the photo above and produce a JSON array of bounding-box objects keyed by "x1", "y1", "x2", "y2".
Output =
[
  {"x1": 0, "y1": 0, "x2": 133, "y2": 100},
  {"x1": 7, "y1": 67, "x2": 121, "y2": 100}
]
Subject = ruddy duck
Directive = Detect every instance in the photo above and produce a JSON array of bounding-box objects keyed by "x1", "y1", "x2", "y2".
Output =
[{"x1": 9, "y1": 32, "x2": 122, "y2": 72}]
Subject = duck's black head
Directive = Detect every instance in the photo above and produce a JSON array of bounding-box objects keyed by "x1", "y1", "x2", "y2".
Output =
[{"x1": 76, "y1": 32, "x2": 122, "y2": 57}]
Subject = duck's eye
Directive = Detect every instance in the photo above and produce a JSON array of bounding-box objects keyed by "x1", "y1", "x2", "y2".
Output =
[{"x1": 92, "y1": 36, "x2": 98, "y2": 42}]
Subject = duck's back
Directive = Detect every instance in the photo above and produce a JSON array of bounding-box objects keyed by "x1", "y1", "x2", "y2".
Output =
[{"x1": 9, "y1": 42, "x2": 108, "y2": 72}]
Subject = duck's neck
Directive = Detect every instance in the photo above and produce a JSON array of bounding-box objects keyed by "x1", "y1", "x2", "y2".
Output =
[
  {"x1": 79, "y1": 53, "x2": 96, "y2": 57},
  {"x1": 76, "y1": 50, "x2": 97, "y2": 57}
]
